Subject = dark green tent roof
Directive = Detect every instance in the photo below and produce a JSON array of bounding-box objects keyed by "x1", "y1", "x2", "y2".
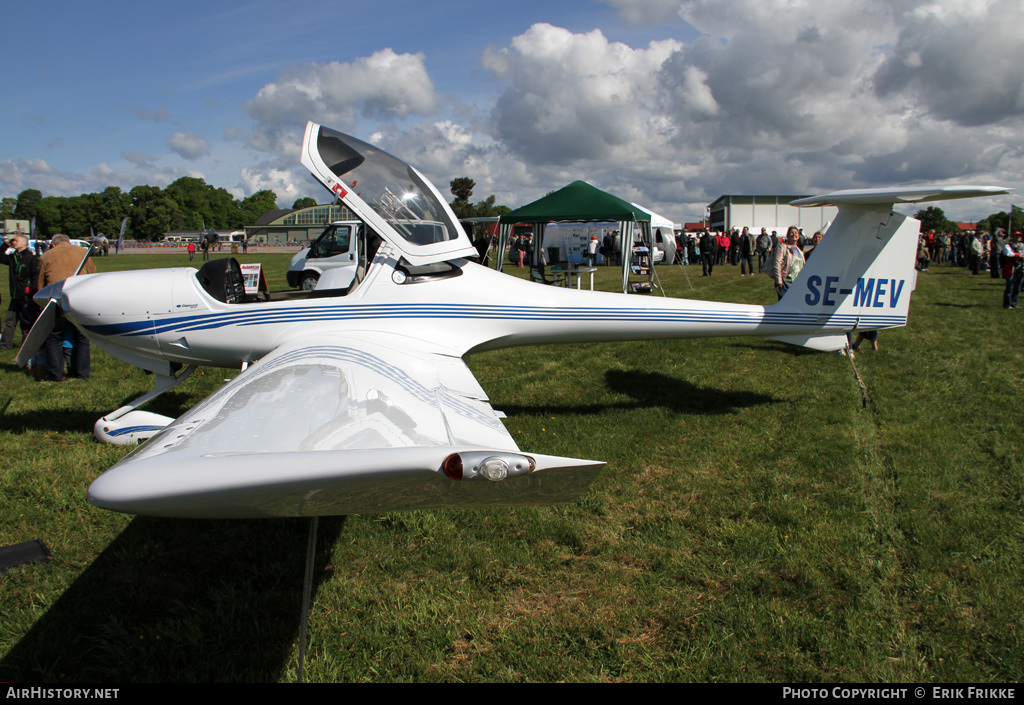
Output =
[{"x1": 499, "y1": 180, "x2": 651, "y2": 225}]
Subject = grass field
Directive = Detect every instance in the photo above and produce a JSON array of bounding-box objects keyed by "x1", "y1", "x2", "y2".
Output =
[{"x1": 1, "y1": 252, "x2": 1021, "y2": 683}]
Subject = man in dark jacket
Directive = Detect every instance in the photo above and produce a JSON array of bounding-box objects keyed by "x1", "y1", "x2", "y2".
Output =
[
  {"x1": 739, "y1": 226, "x2": 757, "y2": 276},
  {"x1": 0, "y1": 235, "x2": 41, "y2": 350},
  {"x1": 990, "y1": 228, "x2": 1005, "y2": 279},
  {"x1": 729, "y1": 228, "x2": 741, "y2": 266},
  {"x1": 756, "y1": 227, "x2": 772, "y2": 273},
  {"x1": 700, "y1": 231, "x2": 718, "y2": 277},
  {"x1": 201, "y1": 230, "x2": 213, "y2": 261}
]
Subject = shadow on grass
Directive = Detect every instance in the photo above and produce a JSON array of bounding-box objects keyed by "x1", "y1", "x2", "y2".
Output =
[
  {"x1": 0, "y1": 391, "x2": 198, "y2": 435},
  {"x1": 0, "y1": 515, "x2": 346, "y2": 682},
  {"x1": 726, "y1": 339, "x2": 824, "y2": 357},
  {"x1": 606, "y1": 369, "x2": 778, "y2": 414},
  {"x1": 503, "y1": 369, "x2": 779, "y2": 417},
  {"x1": 0, "y1": 407, "x2": 102, "y2": 434}
]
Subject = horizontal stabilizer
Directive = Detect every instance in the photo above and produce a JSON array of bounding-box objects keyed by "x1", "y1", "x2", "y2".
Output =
[{"x1": 792, "y1": 185, "x2": 1009, "y2": 208}]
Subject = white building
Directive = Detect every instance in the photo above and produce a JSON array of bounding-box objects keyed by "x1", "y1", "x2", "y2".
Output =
[
  {"x1": 708, "y1": 195, "x2": 838, "y2": 235},
  {"x1": 2, "y1": 219, "x2": 31, "y2": 237}
]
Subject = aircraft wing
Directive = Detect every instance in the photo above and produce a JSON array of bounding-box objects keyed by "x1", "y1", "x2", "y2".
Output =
[{"x1": 87, "y1": 332, "x2": 603, "y2": 518}]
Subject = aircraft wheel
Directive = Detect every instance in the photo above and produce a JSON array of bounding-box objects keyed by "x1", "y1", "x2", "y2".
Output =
[{"x1": 299, "y1": 272, "x2": 319, "y2": 291}]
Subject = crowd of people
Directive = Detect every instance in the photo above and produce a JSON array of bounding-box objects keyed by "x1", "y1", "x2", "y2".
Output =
[
  {"x1": 678, "y1": 223, "x2": 1023, "y2": 309},
  {"x1": 508, "y1": 232, "x2": 535, "y2": 267},
  {"x1": 504, "y1": 223, "x2": 1023, "y2": 310},
  {"x1": 680, "y1": 225, "x2": 823, "y2": 285},
  {"x1": 914, "y1": 228, "x2": 1005, "y2": 274},
  {"x1": 911, "y1": 227, "x2": 1023, "y2": 308}
]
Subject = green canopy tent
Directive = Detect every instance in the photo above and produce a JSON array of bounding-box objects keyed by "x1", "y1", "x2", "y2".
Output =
[{"x1": 497, "y1": 180, "x2": 653, "y2": 293}]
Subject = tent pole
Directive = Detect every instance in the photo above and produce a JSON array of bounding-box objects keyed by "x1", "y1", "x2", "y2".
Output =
[
  {"x1": 620, "y1": 221, "x2": 633, "y2": 293},
  {"x1": 497, "y1": 223, "x2": 511, "y2": 272}
]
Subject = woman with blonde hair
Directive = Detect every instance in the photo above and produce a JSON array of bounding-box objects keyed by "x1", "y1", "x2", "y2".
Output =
[{"x1": 771, "y1": 226, "x2": 805, "y2": 300}]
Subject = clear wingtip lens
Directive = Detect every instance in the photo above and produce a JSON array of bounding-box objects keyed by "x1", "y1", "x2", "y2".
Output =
[{"x1": 479, "y1": 457, "x2": 510, "y2": 482}]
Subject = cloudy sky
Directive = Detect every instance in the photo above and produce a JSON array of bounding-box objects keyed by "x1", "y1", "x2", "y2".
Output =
[{"x1": 3, "y1": 0, "x2": 1022, "y2": 223}]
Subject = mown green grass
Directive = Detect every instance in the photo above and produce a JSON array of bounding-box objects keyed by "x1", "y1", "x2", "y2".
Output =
[{"x1": 0, "y1": 254, "x2": 1021, "y2": 682}]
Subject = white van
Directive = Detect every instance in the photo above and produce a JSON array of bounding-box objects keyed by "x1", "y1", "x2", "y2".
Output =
[
  {"x1": 287, "y1": 221, "x2": 361, "y2": 290},
  {"x1": 650, "y1": 227, "x2": 675, "y2": 264}
]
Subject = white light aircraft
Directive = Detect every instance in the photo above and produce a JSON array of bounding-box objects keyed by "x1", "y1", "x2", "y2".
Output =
[{"x1": 19, "y1": 122, "x2": 1007, "y2": 519}]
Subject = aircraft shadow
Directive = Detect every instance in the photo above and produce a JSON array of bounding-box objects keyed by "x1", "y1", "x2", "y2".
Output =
[
  {"x1": 500, "y1": 369, "x2": 778, "y2": 417},
  {"x1": 0, "y1": 515, "x2": 346, "y2": 683},
  {"x1": 0, "y1": 407, "x2": 102, "y2": 435},
  {"x1": 727, "y1": 340, "x2": 824, "y2": 357},
  {"x1": 0, "y1": 392, "x2": 197, "y2": 436}
]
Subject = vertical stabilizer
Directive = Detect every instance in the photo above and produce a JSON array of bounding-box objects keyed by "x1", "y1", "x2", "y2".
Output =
[
  {"x1": 773, "y1": 206, "x2": 919, "y2": 331},
  {"x1": 768, "y1": 185, "x2": 1009, "y2": 350}
]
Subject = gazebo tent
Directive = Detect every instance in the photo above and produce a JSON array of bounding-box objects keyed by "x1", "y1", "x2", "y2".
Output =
[{"x1": 497, "y1": 180, "x2": 653, "y2": 293}]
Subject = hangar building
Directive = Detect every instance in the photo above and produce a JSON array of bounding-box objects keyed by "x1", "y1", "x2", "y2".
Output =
[
  {"x1": 245, "y1": 203, "x2": 357, "y2": 245},
  {"x1": 708, "y1": 195, "x2": 838, "y2": 235}
]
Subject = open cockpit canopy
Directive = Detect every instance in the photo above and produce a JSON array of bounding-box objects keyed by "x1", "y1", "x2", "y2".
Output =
[{"x1": 301, "y1": 122, "x2": 478, "y2": 266}]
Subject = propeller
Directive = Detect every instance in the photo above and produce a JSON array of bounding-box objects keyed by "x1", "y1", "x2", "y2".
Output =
[{"x1": 16, "y1": 248, "x2": 91, "y2": 369}]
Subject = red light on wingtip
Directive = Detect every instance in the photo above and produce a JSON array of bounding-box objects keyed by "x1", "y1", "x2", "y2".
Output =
[{"x1": 442, "y1": 453, "x2": 463, "y2": 481}]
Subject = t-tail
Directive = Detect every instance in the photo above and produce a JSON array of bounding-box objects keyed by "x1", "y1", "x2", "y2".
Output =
[{"x1": 767, "y1": 186, "x2": 1009, "y2": 351}]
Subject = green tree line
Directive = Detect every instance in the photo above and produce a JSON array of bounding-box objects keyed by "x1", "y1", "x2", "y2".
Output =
[
  {"x1": 916, "y1": 205, "x2": 1024, "y2": 234},
  {"x1": 1, "y1": 178, "x2": 279, "y2": 241}
]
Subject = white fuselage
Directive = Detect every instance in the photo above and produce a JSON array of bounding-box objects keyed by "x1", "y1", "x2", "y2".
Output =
[{"x1": 59, "y1": 245, "x2": 851, "y2": 373}]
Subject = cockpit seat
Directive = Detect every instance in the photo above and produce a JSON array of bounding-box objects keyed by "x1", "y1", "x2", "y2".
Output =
[{"x1": 197, "y1": 258, "x2": 247, "y2": 304}]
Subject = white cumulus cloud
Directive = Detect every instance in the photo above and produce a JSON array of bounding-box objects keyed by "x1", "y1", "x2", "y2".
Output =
[
  {"x1": 235, "y1": 1, "x2": 1023, "y2": 223},
  {"x1": 167, "y1": 132, "x2": 210, "y2": 161},
  {"x1": 243, "y1": 48, "x2": 438, "y2": 131},
  {"x1": 483, "y1": 23, "x2": 682, "y2": 164}
]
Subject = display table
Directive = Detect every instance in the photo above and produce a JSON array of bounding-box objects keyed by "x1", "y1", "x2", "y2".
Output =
[{"x1": 550, "y1": 266, "x2": 597, "y2": 290}]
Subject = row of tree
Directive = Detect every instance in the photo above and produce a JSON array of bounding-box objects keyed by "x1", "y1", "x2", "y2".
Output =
[
  {"x1": 1, "y1": 179, "x2": 281, "y2": 242},
  {"x1": 0, "y1": 175, "x2": 510, "y2": 242}
]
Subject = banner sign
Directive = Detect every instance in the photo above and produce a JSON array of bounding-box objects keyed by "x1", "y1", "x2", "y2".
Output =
[{"x1": 239, "y1": 263, "x2": 268, "y2": 294}]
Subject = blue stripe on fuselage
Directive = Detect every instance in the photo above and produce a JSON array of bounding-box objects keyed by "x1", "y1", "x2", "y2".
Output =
[{"x1": 81, "y1": 303, "x2": 905, "y2": 338}]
